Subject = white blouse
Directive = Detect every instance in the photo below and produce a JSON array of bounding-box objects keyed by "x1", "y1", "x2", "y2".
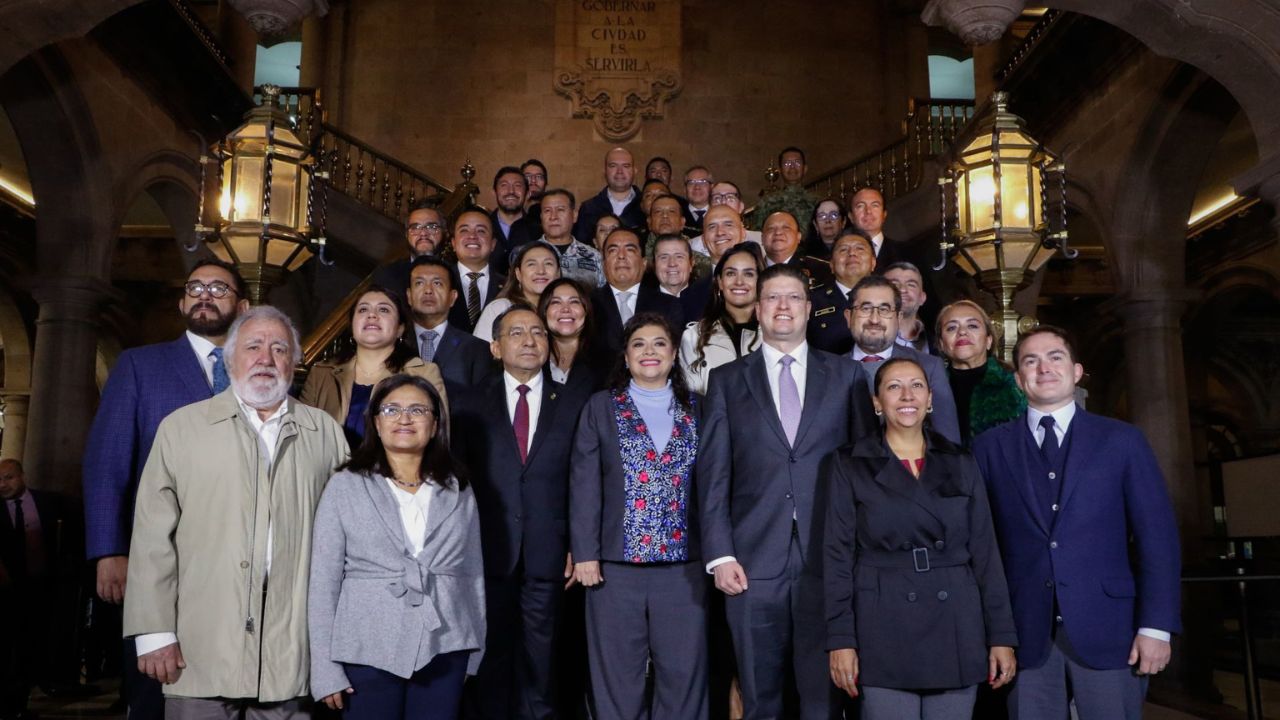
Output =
[{"x1": 383, "y1": 476, "x2": 433, "y2": 556}]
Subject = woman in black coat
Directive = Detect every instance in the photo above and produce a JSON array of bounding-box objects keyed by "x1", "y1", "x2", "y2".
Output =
[{"x1": 825, "y1": 357, "x2": 1017, "y2": 719}]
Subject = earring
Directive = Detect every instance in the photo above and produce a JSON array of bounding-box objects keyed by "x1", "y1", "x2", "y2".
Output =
[
  {"x1": 926, "y1": 406, "x2": 934, "y2": 413},
  {"x1": 874, "y1": 409, "x2": 882, "y2": 416}
]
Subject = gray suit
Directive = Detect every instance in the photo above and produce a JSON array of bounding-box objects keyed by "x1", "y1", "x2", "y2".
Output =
[
  {"x1": 308, "y1": 470, "x2": 486, "y2": 701},
  {"x1": 850, "y1": 344, "x2": 962, "y2": 445}
]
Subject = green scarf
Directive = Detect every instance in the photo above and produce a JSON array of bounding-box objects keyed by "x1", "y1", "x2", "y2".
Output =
[{"x1": 970, "y1": 357, "x2": 1027, "y2": 437}]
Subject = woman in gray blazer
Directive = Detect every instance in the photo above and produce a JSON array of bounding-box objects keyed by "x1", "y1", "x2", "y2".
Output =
[{"x1": 309, "y1": 374, "x2": 484, "y2": 719}]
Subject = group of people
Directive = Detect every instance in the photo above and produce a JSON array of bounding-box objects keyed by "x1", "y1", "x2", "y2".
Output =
[{"x1": 52, "y1": 143, "x2": 1183, "y2": 720}]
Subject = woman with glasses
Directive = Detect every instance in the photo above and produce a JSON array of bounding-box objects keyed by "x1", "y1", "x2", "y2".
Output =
[
  {"x1": 825, "y1": 357, "x2": 1017, "y2": 719},
  {"x1": 935, "y1": 300, "x2": 1025, "y2": 447},
  {"x1": 678, "y1": 243, "x2": 765, "y2": 395},
  {"x1": 537, "y1": 277, "x2": 607, "y2": 393},
  {"x1": 571, "y1": 313, "x2": 707, "y2": 720},
  {"x1": 472, "y1": 240, "x2": 562, "y2": 342},
  {"x1": 309, "y1": 374, "x2": 483, "y2": 719},
  {"x1": 805, "y1": 198, "x2": 847, "y2": 260},
  {"x1": 301, "y1": 285, "x2": 447, "y2": 447}
]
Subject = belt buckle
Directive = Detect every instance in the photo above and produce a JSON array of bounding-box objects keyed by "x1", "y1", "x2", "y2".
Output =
[{"x1": 912, "y1": 547, "x2": 930, "y2": 572}]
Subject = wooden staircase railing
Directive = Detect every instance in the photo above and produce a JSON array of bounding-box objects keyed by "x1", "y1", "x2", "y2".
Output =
[{"x1": 802, "y1": 98, "x2": 976, "y2": 203}]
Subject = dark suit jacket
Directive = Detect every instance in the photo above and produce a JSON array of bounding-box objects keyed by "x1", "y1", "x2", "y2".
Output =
[
  {"x1": 823, "y1": 433, "x2": 1017, "y2": 689},
  {"x1": 432, "y1": 323, "x2": 494, "y2": 387},
  {"x1": 82, "y1": 336, "x2": 213, "y2": 560},
  {"x1": 972, "y1": 410, "x2": 1182, "y2": 670},
  {"x1": 490, "y1": 211, "x2": 533, "y2": 276},
  {"x1": 451, "y1": 372, "x2": 590, "y2": 580},
  {"x1": 849, "y1": 345, "x2": 961, "y2": 445},
  {"x1": 1, "y1": 490, "x2": 82, "y2": 582},
  {"x1": 807, "y1": 282, "x2": 853, "y2": 356},
  {"x1": 782, "y1": 253, "x2": 834, "y2": 289},
  {"x1": 696, "y1": 347, "x2": 875, "y2": 579},
  {"x1": 678, "y1": 276, "x2": 712, "y2": 324},
  {"x1": 570, "y1": 389, "x2": 703, "y2": 564},
  {"x1": 573, "y1": 186, "x2": 645, "y2": 245},
  {"x1": 590, "y1": 284, "x2": 685, "y2": 356},
  {"x1": 446, "y1": 266, "x2": 506, "y2": 333}
]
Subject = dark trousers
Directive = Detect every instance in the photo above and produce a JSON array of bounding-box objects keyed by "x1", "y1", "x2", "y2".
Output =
[
  {"x1": 343, "y1": 651, "x2": 469, "y2": 720},
  {"x1": 585, "y1": 561, "x2": 708, "y2": 720},
  {"x1": 465, "y1": 572, "x2": 563, "y2": 720},
  {"x1": 724, "y1": 534, "x2": 838, "y2": 720},
  {"x1": 125, "y1": 635, "x2": 168, "y2": 719}
]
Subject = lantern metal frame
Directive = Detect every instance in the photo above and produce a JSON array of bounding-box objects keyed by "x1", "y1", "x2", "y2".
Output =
[
  {"x1": 938, "y1": 91, "x2": 1075, "y2": 360},
  {"x1": 195, "y1": 84, "x2": 330, "y2": 305}
]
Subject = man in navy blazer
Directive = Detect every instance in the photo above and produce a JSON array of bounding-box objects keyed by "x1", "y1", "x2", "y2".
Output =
[
  {"x1": 409, "y1": 256, "x2": 493, "y2": 387},
  {"x1": 698, "y1": 264, "x2": 875, "y2": 720},
  {"x1": 973, "y1": 326, "x2": 1181, "y2": 719},
  {"x1": 452, "y1": 306, "x2": 589, "y2": 720},
  {"x1": 844, "y1": 275, "x2": 961, "y2": 445},
  {"x1": 572, "y1": 146, "x2": 646, "y2": 245},
  {"x1": 81, "y1": 258, "x2": 248, "y2": 720}
]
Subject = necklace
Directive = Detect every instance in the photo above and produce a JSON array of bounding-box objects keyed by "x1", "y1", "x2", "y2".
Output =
[{"x1": 390, "y1": 475, "x2": 423, "y2": 489}]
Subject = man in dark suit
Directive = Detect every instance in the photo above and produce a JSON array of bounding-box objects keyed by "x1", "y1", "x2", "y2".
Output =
[
  {"x1": 807, "y1": 230, "x2": 876, "y2": 355},
  {"x1": 490, "y1": 166, "x2": 534, "y2": 275},
  {"x1": 844, "y1": 275, "x2": 960, "y2": 444},
  {"x1": 973, "y1": 327, "x2": 1181, "y2": 719},
  {"x1": 81, "y1": 258, "x2": 248, "y2": 720},
  {"x1": 371, "y1": 201, "x2": 448, "y2": 297},
  {"x1": 698, "y1": 264, "x2": 875, "y2": 720},
  {"x1": 520, "y1": 159, "x2": 548, "y2": 240},
  {"x1": 761, "y1": 211, "x2": 834, "y2": 289},
  {"x1": 572, "y1": 146, "x2": 646, "y2": 245},
  {"x1": 1, "y1": 458, "x2": 82, "y2": 720},
  {"x1": 454, "y1": 306, "x2": 589, "y2": 720},
  {"x1": 681, "y1": 164, "x2": 714, "y2": 233},
  {"x1": 590, "y1": 228, "x2": 683, "y2": 355},
  {"x1": 446, "y1": 209, "x2": 506, "y2": 333},
  {"x1": 409, "y1": 256, "x2": 492, "y2": 388}
]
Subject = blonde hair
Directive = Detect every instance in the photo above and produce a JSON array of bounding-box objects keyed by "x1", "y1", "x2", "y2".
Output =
[{"x1": 935, "y1": 299, "x2": 997, "y2": 356}]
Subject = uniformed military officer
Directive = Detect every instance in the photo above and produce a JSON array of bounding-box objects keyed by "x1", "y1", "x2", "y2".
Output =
[
  {"x1": 751, "y1": 146, "x2": 820, "y2": 231},
  {"x1": 808, "y1": 230, "x2": 876, "y2": 355}
]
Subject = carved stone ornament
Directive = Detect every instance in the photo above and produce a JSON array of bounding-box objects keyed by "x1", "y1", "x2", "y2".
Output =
[
  {"x1": 228, "y1": 0, "x2": 329, "y2": 41},
  {"x1": 921, "y1": 0, "x2": 1026, "y2": 46},
  {"x1": 553, "y1": 0, "x2": 683, "y2": 142}
]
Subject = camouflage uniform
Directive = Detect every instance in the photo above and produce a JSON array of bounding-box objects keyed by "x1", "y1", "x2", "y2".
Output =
[
  {"x1": 544, "y1": 237, "x2": 606, "y2": 288},
  {"x1": 751, "y1": 184, "x2": 819, "y2": 231}
]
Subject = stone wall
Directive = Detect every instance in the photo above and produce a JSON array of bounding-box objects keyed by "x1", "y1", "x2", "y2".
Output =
[{"x1": 315, "y1": 0, "x2": 923, "y2": 207}]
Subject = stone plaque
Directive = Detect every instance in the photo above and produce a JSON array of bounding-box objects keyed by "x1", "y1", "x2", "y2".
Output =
[{"x1": 554, "y1": 0, "x2": 682, "y2": 142}]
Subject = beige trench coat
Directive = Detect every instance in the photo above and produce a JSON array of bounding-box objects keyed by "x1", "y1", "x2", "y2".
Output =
[{"x1": 123, "y1": 390, "x2": 349, "y2": 701}]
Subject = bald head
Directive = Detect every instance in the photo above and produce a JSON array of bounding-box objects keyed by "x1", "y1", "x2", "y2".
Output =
[{"x1": 605, "y1": 147, "x2": 635, "y2": 194}]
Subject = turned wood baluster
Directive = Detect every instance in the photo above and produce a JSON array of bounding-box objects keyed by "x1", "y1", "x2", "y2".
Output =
[{"x1": 355, "y1": 150, "x2": 366, "y2": 198}]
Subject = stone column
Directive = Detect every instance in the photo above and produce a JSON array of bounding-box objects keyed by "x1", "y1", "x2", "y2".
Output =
[
  {"x1": 0, "y1": 391, "x2": 30, "y2": 461},
  {"x1": 299, "y1": 15, "x2": 326, "y2": 88},
  {"x1": 22, "y1": 277, "x2": 112, "y2": 496},
  {"x1": 972, "y1": 41, "x2": 1002, "y2": 102},
  {"x1": 1115, "y1": 290, "x2": 1217, "y2": 702}
]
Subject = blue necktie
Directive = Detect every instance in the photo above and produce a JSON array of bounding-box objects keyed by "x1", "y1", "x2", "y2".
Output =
[
  {"x1": 1039, "y1": 415, "x2": 1060, "y2": 465},
  {"x1": 210, "y1": 347, "x2": 231, "y2": 394}
]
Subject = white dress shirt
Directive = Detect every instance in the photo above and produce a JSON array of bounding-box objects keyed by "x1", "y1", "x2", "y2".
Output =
[
  {"x1": 186, "y1": 331, "x2": 219, "y2": 388},
  {"x1": 870, "y1": 231, "x2": 885, "y2": 257},
  {"x1": 457, "y1": 262, "x2": 491, "y2": 304},
  {"x1": 608, "y1": 188, "x2": 637, "y2": 216},
  {"x1": 1025, "y1": 401, "x2": 1170, "y2": 643},
  {"x1": 609, "y1": 283, "x2": 640, "y2": 319},
  {"x1": 503, "y1": 370, "x2": 543, "y2": 457},
  {"x1": 383, "y1": 476, "x2": 433, "y2": 556},
  {"x1": 135, "y1": 396, "x2": 288, "y2": 656},
  {"x1": 414, "y1": 319, "x2": 450, "y2": 360}
]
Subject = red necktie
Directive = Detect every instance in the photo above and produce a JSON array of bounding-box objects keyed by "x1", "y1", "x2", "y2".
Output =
[
  {"x1": 514, "y1": 384, "x2": 531, "y2": 463},
  {"x1": 860, "y1": 355, "x2": 883, "y2": 363}
]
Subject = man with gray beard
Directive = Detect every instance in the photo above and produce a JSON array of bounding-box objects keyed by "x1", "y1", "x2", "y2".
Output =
[{"x1": 124, "y1": 306, "x2": 349, "y2": 719}]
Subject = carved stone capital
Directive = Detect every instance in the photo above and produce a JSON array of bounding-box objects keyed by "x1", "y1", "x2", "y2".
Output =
[
  {"x1": 227, "y1": 0, "x2": 329, "y2": 40},
  {"x1": 922, "y1": 0, "x2": 1027, "y2": 46},
  {"x1": 553, "y1": 69, "x2": 682, "y2": 142}
]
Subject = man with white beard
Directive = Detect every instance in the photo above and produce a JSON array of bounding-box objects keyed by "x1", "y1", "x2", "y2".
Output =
[{"x1": 124, "y1": 305, "x2": 349, "y2": 719}]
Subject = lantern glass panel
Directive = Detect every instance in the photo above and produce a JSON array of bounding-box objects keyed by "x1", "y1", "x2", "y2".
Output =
[
  {"x1": 269, "y1": 162, "x2": 299, "y2": 228},
  {"x1": 953, "y1": 250, "x2": 977, "y2": 276},
  {"x1": 1029, "y1": 242, "x2": 1055, "y2": 271},
  {"x1": 999, "y1": 234, "x2": 1038, "y2": 271},
  {"x1": 1000, "y1": 165, "x2": 1032, "y2": 231},
  {"x1": 965, "y1": 165, "x2": 997, "y2": 234},
  {"x1": 223, "y1": 156, "x2": 265, "y2": 223},
  {"x1": 228, "y1": 230, "x2": 264, "y2": 264},
  {"x1": 967, "y1": 240, "x2": 999, "y2": 274},
  {"x1": 266, "y1": 237, "x2": 310, "y2": 269}
]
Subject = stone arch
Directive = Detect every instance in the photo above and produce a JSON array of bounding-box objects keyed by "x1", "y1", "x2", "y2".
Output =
[
  {"x1": 0, "y1": 0, "x2": 149, "y2": 79},
  {"x1": 0, "y1": 286, "x2": 33, "y2": 459}
]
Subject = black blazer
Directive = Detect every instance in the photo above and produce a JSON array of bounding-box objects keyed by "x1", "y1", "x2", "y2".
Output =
[
  {"x1": 823, "y1": 433, "x2": 1017, "y2": 690},
  {"x1": 696, "y1": 347, "x2": 875, "y2": 580},
  {"x1": 806, "y1": 282, "x2": 853, "y2": 356},
  {"x1": 490, "y1": 212, "x2": 533, "y2": 276},
  {"x1": 590, "y1": 284, "x2": 685, "y2": 356},
  {"x1": 451, "y1": 372, "x2": 590, "y2": 580},
  {"x1": 784, "y1": 254, "x2": 834, "y2": 289},
  {"x1": 431, "y1": 323, "x2": 494, "y2": 387},
  {"x1": 570, "y1": 389, "x2": 702, "y2": 564},
  {"x1": 0, "y1": 489, "x2": 82, "y2": 582},
  {"x1": 573, "y1": 186, "x2": 646, "y2": 245},
  {"x1": 447, "y1": 269, "x2": 506, "y2": 334}
]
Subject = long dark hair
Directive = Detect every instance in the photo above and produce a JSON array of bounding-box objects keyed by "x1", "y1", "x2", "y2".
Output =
[
  {"x1": 695, "y1": 243, "x2": 765, "y2": 367},
  {"x1": 335, "y1": 284, "x2": 420, "y2": 371},
  {"x1": 341, "y1": 373, "x2": 467, "y2": 490},
  {"x1": 536, "y1": 277, "x2": 597, "y2": 366},
  {"x1": 498, "y1": 240, "x2": 559, "y2": 301},
  {"x1": 607, "y1": 312, "x2": 694, "y2": 413}
]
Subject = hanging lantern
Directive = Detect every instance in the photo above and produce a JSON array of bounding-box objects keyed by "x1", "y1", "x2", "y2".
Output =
[
  {"x1": 196, "y1": 85, "x2": 328, "y2": 304},
  {"x1": 939, "y1": 91, "x2": 1073, "y2": 360}
]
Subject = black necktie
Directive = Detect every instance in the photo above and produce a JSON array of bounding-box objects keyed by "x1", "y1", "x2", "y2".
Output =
[
  {"x1": 1039, "y1": 415, "x2": 1060, "y2": 465},
  {"x1": 11, "y1": 499, "x2": 26, "y2": 577}
]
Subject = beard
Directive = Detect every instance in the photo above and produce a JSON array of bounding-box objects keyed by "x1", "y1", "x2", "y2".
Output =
[
  {"x1": 856, "y1": 325, "x2": 894, "y2": 354},
  {"x1": 498, "y1": 195, "x2": 524, "y2": 213},
  {"x1": 231, "y1": 367, "x2": 291, "y2": 410},
  {"x1": 185, "y1": 303, "x2": 234, "y2": 337}
]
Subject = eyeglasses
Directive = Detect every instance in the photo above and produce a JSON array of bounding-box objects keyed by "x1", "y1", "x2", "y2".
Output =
[
  {"x1": 685, "y1": 178, "x2": 712, "y2": 187},
  {"x1": 780, "y1": 160, "x2": 804, "y2": 169},
  {"x1": 502, "y1": 327, "x2": 548, "y2": 340},
  {"x1": 378, "y1": 404, "x2": 435, "y2": 421},
  {"x1": 184, "y1": 281, "x2": 238, "y2": 299},
  {"x1": 710, "y1": 192, "x2": 740, "y2": 204},
  {"x1": 523, "y1": 173, "x2": 546, "y2": 184},
  {"x1": 816, "y1": 212, "x2": 842, "y2": 222},
  {"x1": 854, "y1": 303, "x2": 896, "y2": 318},
  {"x1": 408, "y1": 222, "x2": 443, "y2": 233}
]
